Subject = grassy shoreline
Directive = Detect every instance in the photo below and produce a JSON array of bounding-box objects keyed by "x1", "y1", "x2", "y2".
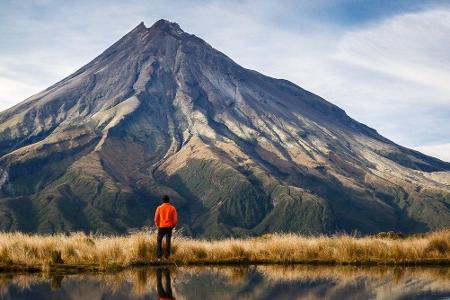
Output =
[{"x1": 0, "y1": 229, "x2": 448, "y2": 273}]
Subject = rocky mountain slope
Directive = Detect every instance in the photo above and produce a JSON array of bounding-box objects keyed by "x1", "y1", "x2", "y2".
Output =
[{"x1": 0, "y1": 20, "x2": 449, "y2": 237}]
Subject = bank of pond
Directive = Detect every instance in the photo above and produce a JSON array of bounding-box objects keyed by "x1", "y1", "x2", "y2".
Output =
[{"x1": 0, "y1": 229, "x2": 448, "y2": 272}]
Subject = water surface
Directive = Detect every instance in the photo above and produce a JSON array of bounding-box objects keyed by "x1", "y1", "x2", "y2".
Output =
[{"x1": 0, "y1": 265, "x2": 449, "y2": 299}]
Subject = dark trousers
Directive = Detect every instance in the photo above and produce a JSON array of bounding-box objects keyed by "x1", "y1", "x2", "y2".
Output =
[
  {"x1": 156, "y1": 227, "x2": 173, "y2": 258},
  {"x1": 156, "y1": 268, "x2": 173, "y2": 298}
]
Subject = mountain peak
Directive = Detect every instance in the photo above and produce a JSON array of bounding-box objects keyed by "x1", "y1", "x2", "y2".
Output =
[
  {"x1": 128, "y1": 21, "x2": 147, "y2": 34},
  {"x1": 126, "y1": 20, "x2": 184, "y2": 38},
  {"x1": 148, "y1": 19, "x2": 184, "y2": 35}
]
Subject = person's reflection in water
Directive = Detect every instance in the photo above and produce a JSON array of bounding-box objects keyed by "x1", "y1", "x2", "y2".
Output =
[
  {"x1": 156, "y1": 268, "x2": 175, "y2": 300},
  {"x1": 50, "y1": 275, "x2": 64, "y2": 290}
]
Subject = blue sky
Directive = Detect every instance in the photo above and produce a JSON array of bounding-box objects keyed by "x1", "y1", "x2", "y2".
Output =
[{"x1": 1, "y1": 0, "x2": 449, "y2": 161}]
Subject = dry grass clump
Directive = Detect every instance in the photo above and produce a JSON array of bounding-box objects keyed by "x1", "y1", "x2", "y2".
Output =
[
  {"x1": 172, "y1": 229, "x2": 450, "y2": 265},
  {"x1": 0, "y1": 228, "x2": 448, "y2": 270},
  {"x1": 0, "y1": 231, "x2": 157, "y2": 269}
]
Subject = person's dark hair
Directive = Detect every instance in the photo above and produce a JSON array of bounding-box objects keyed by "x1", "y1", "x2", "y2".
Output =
[{"x1": 162, "y1": 195, "x2": 170, "y2": 203}]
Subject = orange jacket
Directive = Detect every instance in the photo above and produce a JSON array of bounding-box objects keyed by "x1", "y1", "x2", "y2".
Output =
[{"x1": 154, "y1": 203, "x2": 178, "y2": 228}]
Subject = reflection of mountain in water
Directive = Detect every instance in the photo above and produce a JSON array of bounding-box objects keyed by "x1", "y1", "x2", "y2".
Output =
[{"x1": 0, "y1": 266, "x2": 449, "y2": 299}]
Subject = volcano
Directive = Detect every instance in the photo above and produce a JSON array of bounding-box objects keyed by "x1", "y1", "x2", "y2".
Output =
[{"x1": 0, "y1": 20, "x2": 449, "y2": 237}]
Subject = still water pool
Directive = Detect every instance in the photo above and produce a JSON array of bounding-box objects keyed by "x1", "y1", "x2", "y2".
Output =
[{"x1": 0, "y1": 265, "x2": 448, "y2": 299}]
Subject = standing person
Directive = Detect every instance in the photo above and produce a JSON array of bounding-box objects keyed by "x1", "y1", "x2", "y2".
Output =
[{"x1": 154, "y1": 195, "x2": 178, "y2": 259}]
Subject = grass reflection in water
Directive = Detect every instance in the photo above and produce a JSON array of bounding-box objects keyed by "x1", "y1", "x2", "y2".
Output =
[{"x1": 0, "y1": 265, "x2": 448, "y2": 299}]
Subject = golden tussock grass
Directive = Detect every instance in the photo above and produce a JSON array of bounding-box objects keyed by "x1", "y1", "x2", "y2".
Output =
[{"x1": 0, "y1": 229, "x2": 448, "y2": 271}]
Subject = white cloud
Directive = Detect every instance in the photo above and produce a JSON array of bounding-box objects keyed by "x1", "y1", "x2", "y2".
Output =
[
  {"x1": 414, "y1": 143, "x2": 450, "y2": 163},
  {"x1": 335, "y1": 9, "x2": 450, "y2": 98},
  {"x1": 0, "y1": 77, "x2": 42, "y2": 111}
]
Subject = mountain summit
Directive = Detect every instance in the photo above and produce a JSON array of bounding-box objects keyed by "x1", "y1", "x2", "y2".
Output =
[{"x1": 0, "y1": 20, "x2": 449, "y2": 237}]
